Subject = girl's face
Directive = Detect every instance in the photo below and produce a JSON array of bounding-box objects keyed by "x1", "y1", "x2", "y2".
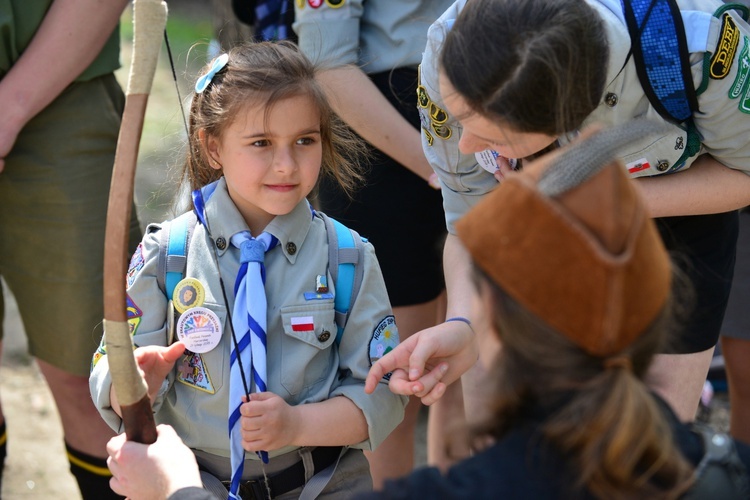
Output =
[
  {"x1": 206, "y1": 94, "x2": 322, "y2": 234},
  {"x1": 439, "y1": 72, "x2": 557, "y2": 159}
]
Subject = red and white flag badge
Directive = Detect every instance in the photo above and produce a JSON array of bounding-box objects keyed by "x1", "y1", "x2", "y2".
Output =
[
  {"x1": 291, "y1": 315, "x2": 315, "y2": 332},
  {"x1": 626, "y1": 157, "x2": 651, "y2": 174}
]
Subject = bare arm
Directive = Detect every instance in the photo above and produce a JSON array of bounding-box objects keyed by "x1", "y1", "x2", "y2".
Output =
[
  {"x1": 365, "y1": 233, "x2": 480, "y2": 405},
  {"x1": 636, "y1": 155, "x2": 750, "y2": 217},
  {"x1": 0, "y1": 0, "x2": 130, "y2": 170},
  {"x1": 317, "y1": 65, "x2": 435, "y2": 182}
]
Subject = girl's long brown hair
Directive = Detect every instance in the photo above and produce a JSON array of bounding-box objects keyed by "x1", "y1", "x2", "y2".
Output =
[
  {"x1": 184, "y1": 41, "x2": 366, "y2": 199},
  {"x1": 474, "y1": 269, "x2": 695, "y2": 499}
]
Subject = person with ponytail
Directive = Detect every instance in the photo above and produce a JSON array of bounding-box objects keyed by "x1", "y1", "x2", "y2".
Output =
[{"x1": 363, "y1": 121, "x2": 750, "y2": 499}]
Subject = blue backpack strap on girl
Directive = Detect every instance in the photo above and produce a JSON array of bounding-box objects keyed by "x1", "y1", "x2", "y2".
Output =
[
  {"x1": 156, "y1": 212, "x2": 198, "y2": 298},
  {"x1": 157, "y1": 210, "x2": 365, "y2": 345},
  {"x1": 318, "y1": 212, "x2": 367, "y2": 345}
]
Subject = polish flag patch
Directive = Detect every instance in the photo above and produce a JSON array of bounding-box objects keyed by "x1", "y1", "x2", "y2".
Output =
[
  {"x1": 626, "y1": 157, "x2": 651, "y2": 174},
  {"x1": 291, "y1": 316, "x2": 315, "y2": 332}
]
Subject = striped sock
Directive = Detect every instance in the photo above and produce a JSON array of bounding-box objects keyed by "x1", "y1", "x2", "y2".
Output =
[{"x1": 65, "y1": 442, "x2": 123, "y2": 500}]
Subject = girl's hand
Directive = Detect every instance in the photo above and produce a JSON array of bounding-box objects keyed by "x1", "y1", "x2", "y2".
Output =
[
  {"x1": 239, "y1": 392, "x2": 301, "y2": 452},
  {"x1": 133, "y1": 342, "x2": 186, "y2": 403}
]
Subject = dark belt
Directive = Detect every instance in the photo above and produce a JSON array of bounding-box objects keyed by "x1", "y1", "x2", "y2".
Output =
[{"x1": 221, "y1": 446, "x2": 343, "y2": 500}]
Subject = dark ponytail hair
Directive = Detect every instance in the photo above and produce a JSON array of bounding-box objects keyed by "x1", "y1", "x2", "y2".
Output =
[
  {"x1": 440, "y1": 0, "x2": 609, "y2": 136},
  {"x1": 474, "y1": 268, "x2": 695, "y2": 499}
]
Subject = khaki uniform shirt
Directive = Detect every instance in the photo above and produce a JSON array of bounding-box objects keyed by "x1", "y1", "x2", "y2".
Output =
[
  {"x1": 90, "y1": 178, "x2": 406, "y2": 458},
  {"x1": 421, "y1": 0, "x2": 750, "y2": 234},
  {"x1": 294, "y1": 0, "x2": 452, "y2": 73}
]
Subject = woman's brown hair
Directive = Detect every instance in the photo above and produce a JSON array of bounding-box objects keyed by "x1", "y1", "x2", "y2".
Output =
[
  {"x1": 440, "y1": 0, "x2": 609, "y2": 137},
  {"x1": 473, "y1": 268, "x2": 695, "y2": 499}
]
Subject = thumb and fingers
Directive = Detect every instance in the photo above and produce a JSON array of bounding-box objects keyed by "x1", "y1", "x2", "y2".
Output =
[{"x1": 133, "y1": 341, "x2": 186, "y2": 397}]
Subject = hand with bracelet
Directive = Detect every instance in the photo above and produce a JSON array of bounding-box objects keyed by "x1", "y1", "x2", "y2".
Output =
[{"x1": 365, "y1": 316, "x2": 478, "y2": 406}]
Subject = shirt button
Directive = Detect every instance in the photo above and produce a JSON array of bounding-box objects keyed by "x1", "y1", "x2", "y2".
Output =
[
  {"x1": 286, "y1": 242, "x2": 297, "y2": 255},
  {"x1": 656, "y1": 160, "x2": 670, "y2": 172},
  {"x1": 215, "y1": 237, "x2": 227, "y2": 250},
  {"x1": 318, "y1": 331, "x2": 331, "y2": 342},
  {"x1": 604, "y1": 92, "x2": 618, "y2": 107}
]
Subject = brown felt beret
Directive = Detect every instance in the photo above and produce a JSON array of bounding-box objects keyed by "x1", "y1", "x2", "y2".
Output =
[{"x1": 456, "y1": 125, "x2": 672, "y2": 357}]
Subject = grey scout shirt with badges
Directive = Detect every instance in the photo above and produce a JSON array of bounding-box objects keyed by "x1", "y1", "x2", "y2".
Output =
[
  {"x1": 420, "y1": 0, "x2": 750, "y2": 235},
  {"x1": 90, "y1": 178, "x2": 407, "y2": 459},
  {"x1": 293, "y1": 0, "x2": 452, "y2": 73}
]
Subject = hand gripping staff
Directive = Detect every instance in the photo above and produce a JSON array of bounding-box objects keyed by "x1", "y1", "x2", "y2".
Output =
[{"x1": 102, "y1": 0, "x2": 168, "y2": 445}]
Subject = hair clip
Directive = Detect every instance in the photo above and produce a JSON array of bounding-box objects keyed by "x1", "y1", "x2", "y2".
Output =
[{"x1": 195, "y1": 53, "x2": 229, "y2": 93}]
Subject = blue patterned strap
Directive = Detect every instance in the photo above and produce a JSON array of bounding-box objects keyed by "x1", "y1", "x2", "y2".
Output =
[{"x1": 621, "y1": 0, "x2": 698, "y2": 123}]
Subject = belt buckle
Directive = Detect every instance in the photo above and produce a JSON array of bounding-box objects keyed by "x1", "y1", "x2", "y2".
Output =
[{"x1": 239, "y1": 478, "x2": 270, "y2": 500}]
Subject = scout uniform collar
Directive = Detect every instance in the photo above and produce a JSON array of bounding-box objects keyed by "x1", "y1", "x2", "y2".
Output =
[{"x1": 193, "y1": 177, "x2": 314, "y2": 264}]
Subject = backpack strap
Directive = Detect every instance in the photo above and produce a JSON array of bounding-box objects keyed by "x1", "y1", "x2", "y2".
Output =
[
  {"x1": 621, "y1": 0, "x2": 699, "y2": 124},
  {"x1": 157, "y1": 212, "x2": 198, "y2": 299},
  {"x1": 319, "y1": 213, "x2": 366, "y2": 345}
]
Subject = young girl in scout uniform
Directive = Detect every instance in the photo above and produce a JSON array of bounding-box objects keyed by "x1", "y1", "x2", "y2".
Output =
[
  {"x1": 90, "y1": 41, "x2": 407, "y2": 499},
  {"x1": 374, "y1": 0, "x2": 750, "y2": 423},
  {"x1": 293, "y1": 0, "x2": 463, "y2": 483}
]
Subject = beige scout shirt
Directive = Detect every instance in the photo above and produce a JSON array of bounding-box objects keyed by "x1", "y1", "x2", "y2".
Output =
[
  {"x1": 420, "y1": 0, "x2": 750, "y2": 234},
  {"x1": 293, "y1": 0, "x2": 452, "y2": 74},
  {"x1": 90, "y1": 178, "x2": 406, "y2": 458}
]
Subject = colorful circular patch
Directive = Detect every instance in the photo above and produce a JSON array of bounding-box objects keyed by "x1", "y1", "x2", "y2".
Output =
[
  {"x1": 173, "y1": 278, "x2": 205, "y2": 313},
  {"x1": 176, "y1": 307, "x2": 222, "y2": 354},
  {"x1": 369, "y1": 315, "x2": 399, "y2": 366},
  {"x1": 325, "y1": 0, "x2": 345, "y2": 7}
]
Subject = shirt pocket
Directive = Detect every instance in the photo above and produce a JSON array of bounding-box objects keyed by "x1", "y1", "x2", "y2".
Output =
[{"x1": 279, "y1": 303, "x2": 337, "y2": 397}]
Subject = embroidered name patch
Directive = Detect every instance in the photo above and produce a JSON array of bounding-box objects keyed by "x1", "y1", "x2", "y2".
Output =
[
  {"x1": 729, "y1": 36, "x2": 750, "y2": 114},
  {"x1": 710, "y1": 13, "x2": 740, "y2": 80}
]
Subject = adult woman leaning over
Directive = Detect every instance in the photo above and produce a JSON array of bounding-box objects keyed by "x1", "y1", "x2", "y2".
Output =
[
  {"x1": 367, "y1": 0, "x2": 750, "y2": 423},
  {"x1": 365, "y1": 121, "x2": 750, "y2": 499}
]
